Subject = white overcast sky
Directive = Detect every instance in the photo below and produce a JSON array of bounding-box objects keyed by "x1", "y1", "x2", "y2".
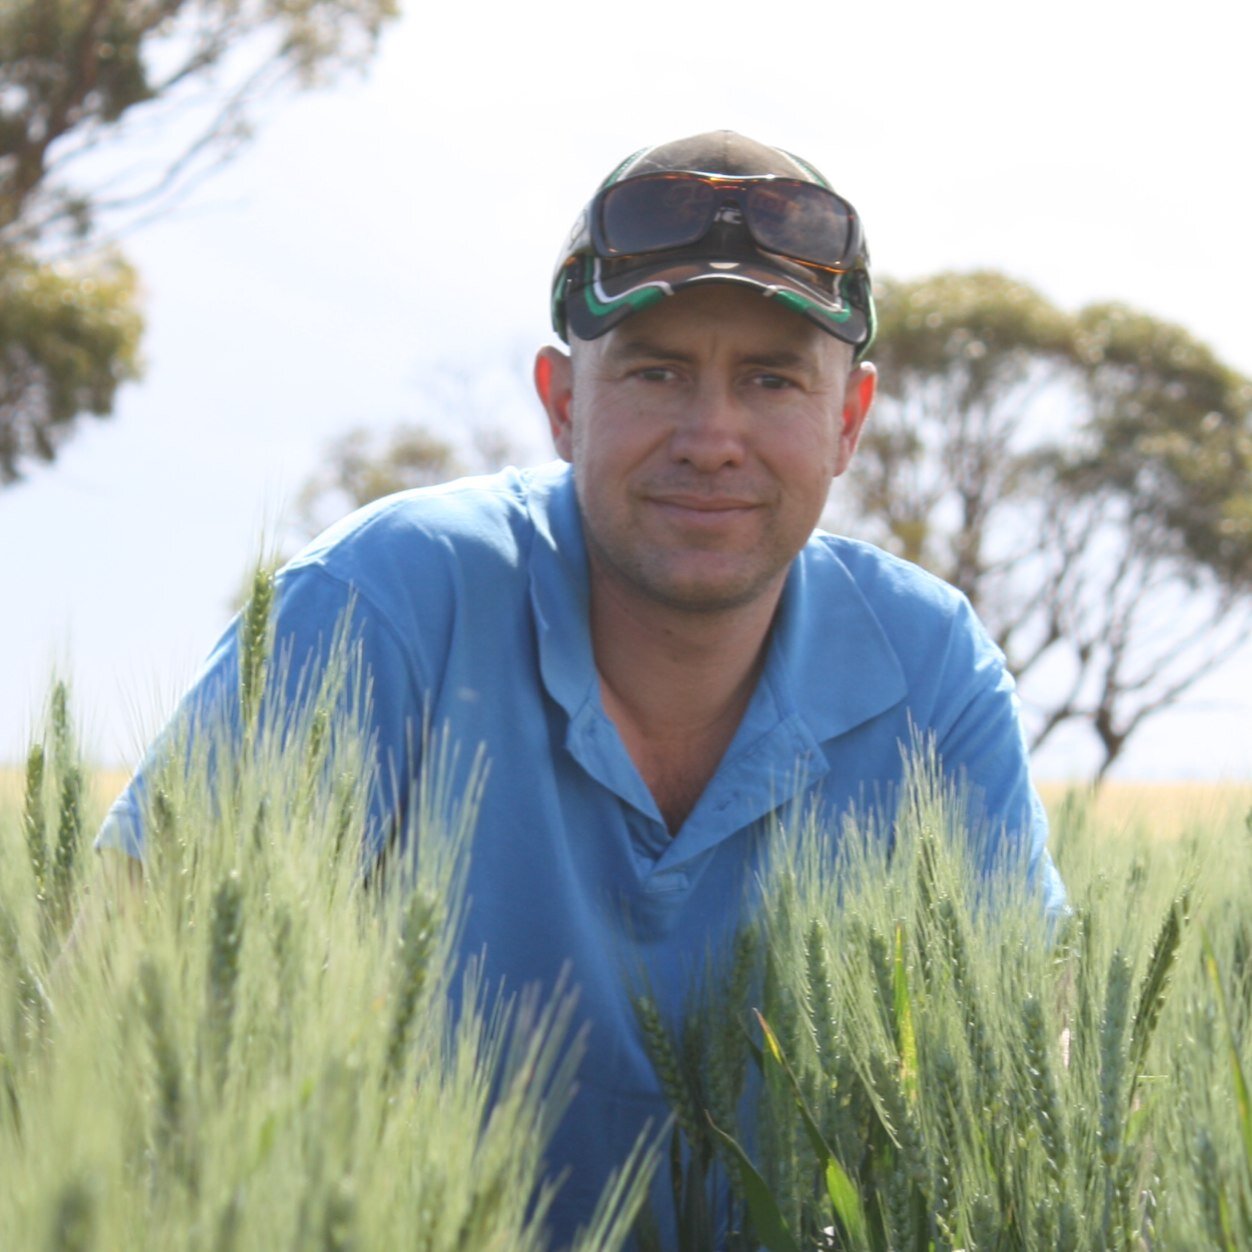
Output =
[{"x1": 2, "y1": 0, "x2": 1250, "y2": 780}]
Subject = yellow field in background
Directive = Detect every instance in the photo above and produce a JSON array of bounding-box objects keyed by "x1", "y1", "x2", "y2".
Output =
[
  {"x1": 1, "y1": 766, "x2": 1248, "y2": 843},
  {"x1": 0, "y1": 766, "x2": 130, "y2": 816},
  {"x1": 1036, "y1": 780, "x2": 1251, "y2": 841}
]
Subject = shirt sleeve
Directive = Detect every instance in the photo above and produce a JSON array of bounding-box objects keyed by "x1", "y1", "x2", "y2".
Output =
[
  {"x1": 930, "y1": 595, "x2": 1068, "y2": 922},
  {"x1": 95, "y1": 563, "x2": 426, "y2": 868}
]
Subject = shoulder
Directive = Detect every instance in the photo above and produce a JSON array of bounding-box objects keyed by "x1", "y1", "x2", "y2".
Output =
[
  {"x1": 266, "y1": 464, "x2": 569, "y2": 681},
  {"x1": 797, "y1": 531, "x2": 1007, "y2": 707},
  {"x1": 279, "y1": 463, "x2": 572, "y2": 611},
  {"x1": 802, "y1": 531, "x2": 976, "y2": 630},
  {"x1": 293, "y1": 464, "x2": 564, "y2": 573}
]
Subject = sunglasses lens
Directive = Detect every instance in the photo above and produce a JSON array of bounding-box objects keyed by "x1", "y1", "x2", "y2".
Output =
[
  {"x1": 745, "y1": 182, "x2": 854, "y2": 268},
  {"x1": 599, "y1": 175, "x2": 716, "y2": 255},
  {"x1": 597, "y1": 174, "x2": 856, "y2": 268}
]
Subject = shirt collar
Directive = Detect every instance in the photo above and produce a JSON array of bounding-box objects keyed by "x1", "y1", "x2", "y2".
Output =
[
  {"x1": 764, "y1": 536, "x2": 907, "y2": 742},
  {"x1": 526, "y1": 465, "x2": 908, "y2": 829},
  {"x1": 527, "y1": 465, "x2": 661, "y2": 814},
  {"x1": 526, "y1": 461, "x2": 596, "y2": 719},
  {"x1": 666, "y1": 542, "x2": 907, "y2": 862}
]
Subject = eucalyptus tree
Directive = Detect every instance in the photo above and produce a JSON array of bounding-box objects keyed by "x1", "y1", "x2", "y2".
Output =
[
  {"x1": 0, "y1": 0, "x2": 399, "y2": 484},
  {"x1": 848, "y1": 271, "x2": 1252, "y2": 779}
]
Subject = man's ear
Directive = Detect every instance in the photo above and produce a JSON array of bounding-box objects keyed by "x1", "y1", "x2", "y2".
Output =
[
  {"x1": 534, "y1": 345, "x2": 574, "y2": 462},
  {"x1": 834, "y1": 360, "x2": 877, "y2": 476}
]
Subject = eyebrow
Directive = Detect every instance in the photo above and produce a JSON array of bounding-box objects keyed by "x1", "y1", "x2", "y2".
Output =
[
  {"x1": 603, "y1": 337, "x2": 814, "y2": 370},
  {"x1": 738, "y1": 349, "x2": 813, "y2": 369},
  {"x1": 601, "y1": 335, "x2": 689, "y2": 364}
]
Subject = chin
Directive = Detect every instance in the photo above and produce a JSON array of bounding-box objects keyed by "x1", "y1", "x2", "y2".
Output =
[{"x1": 644, "y1": 566, "x2": 780, "y2": 615}]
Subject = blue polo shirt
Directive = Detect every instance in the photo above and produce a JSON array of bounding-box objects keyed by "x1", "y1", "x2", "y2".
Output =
[{"x1": 99, "y1": 462, "x2": 1063, "y2": 1245}]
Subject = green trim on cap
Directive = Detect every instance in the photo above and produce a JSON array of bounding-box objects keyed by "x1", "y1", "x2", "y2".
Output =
[
  {"x1": 861, "y1": 286, "x2": 878, "y2": 357},
  {"x1": 771, "y1": 287, "x2": 853, "y2": 326},
  {"x1": 580, "y1": 282, "x2": 667, "y2": 319}
]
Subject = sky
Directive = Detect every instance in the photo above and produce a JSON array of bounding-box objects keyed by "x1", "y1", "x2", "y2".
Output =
[{"x1": 2, "y1": 0, "x2": 1250, "y2": 780}]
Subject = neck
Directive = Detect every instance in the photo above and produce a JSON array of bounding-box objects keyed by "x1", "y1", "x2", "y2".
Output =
[
  {"x1": 589, "y1": 567, "x2": 782, "y2": 834},
  {"x1": 588, "y1": 567, "x2": 782, "y2": 740}
]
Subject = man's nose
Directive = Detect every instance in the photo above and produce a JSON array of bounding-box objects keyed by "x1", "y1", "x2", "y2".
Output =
[{"x1": 669, "y1": 381, "x2": 748, "y2": 471}]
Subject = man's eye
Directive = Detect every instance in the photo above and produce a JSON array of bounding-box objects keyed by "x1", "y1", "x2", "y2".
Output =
[
  {"x1": 635, "y1": 367, "x2": 674, "y2": 382},
  {"x1": 754, "y1": 373, "x2": 794, "y2": 390}
]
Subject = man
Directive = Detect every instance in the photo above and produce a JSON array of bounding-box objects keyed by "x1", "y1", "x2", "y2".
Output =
[{"x1": 101, "y1": 131, "x2": 1064, "y2": 1244}]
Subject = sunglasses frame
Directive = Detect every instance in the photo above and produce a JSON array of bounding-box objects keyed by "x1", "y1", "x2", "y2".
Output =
[{"x1": 588, "y1": 171, "x2": 863, "y2": 275}]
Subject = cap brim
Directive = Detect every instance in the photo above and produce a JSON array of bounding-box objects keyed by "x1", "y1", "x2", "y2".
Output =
[{"x1": 564, "y1": 254, "x2": 870, "y2": 349}]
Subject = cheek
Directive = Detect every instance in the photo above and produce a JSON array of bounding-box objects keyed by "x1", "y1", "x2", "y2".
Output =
[
  {"x1": 769, "y1": 408, "x2": 843, "y2": 471},
  {"x1": 574, "y1": 403, "x2": 665, "y2": 472},
  {"x1": 568, "y1": 420, "x2": 627, "y2": 497}
]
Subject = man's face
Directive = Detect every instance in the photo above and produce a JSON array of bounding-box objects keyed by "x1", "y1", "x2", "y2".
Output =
[{"x1": 535, "y1": 284, "x2": 876, "y2": 617}]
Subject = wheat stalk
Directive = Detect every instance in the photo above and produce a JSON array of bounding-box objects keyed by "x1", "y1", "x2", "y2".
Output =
[
  {"x1": 1022, "y1": 992, "x2": 1068, "y2": 1186},
  {"x1": 634, "y1": 993, "x2": 702, "y2": 1150},
  {"x1": 239, "y1": 565, "x2": 275, "y2": 738},
  {"x1": 21, "y1": 742, "x2": 47, "y2": 905},
  {"x1": 204, "y1": 873, "x2": 244, "y2": 1092},
  {"x1": 47, "y1": 1176, "x2": 94, "y2": 1252},
  {"x1": 383, "y1": 886, "x2": 438, "y2": 1087}
]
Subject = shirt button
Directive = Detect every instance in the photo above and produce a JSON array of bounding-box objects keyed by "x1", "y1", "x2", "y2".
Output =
[{"x1": 649, "y1": 870, "x2": 689, "y2": 892}]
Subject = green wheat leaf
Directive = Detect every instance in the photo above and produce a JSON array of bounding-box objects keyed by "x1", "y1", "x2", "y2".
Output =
[
  {"x1": 706, "y1": 1114, "x2": 802, "y2": 1252},
  {"x1": 1201, "y1": 928, "x2": 1252, "y2": 1175},
  {"x1": 1129, "y1": 889, "x2": 1190, "y2": 1099},
  {"x1": 754, "y1": 1012, "x2": 867, "y2": 1245},
  {"x1": 893, "y1": 921, "x2": 918, "y2": 1103},
  {"x1": 824, "y1": 1158, "x2": 868, "y2": 1247}
]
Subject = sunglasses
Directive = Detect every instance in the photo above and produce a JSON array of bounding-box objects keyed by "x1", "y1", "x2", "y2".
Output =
[{"x1": 589, "y1": 171, "x2": 863, "y2": 274}]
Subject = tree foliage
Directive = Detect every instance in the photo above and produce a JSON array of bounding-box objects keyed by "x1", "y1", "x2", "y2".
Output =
[
  {"x1": 293, "y1": 354, "x2": 539, "y2": 540},
  {"x1": 0, "y1": 247, "x2": 141, "y2": 479},
  {"x1": 0, "y1": 0, "x2": 398, "y2": 483},
  {"x1": 849, "y1": 271, "x2": 1252, "y2": 779},
  {"x1": 296, "y1": 425, "x2": 476, "y2": 538}
]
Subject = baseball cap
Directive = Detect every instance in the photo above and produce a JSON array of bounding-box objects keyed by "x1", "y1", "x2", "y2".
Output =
[{"x1": 550, "y1": 130, "x2": 875, "y2": 357}]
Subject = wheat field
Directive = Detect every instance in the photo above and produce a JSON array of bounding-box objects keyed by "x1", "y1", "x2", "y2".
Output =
[
  {"x1": 1036, "y1": 779, "x2": 1252, "y2": 842},
  {"x1": 3, "y1": 766, "x2": 1243, "y2": 847},
  {"x1": 3, "y1": 630, "x2": 1251, "y2": 1250}
]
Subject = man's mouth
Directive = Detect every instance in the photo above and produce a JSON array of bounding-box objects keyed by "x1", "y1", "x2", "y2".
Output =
[{"x1": 647, "y1": 491, "x2": 760, "y2": 513}]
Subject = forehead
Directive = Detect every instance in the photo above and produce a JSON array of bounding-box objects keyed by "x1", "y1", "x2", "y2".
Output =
[{"x1": 578, "y1": 284, "x2": 851, "y2": 367}]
